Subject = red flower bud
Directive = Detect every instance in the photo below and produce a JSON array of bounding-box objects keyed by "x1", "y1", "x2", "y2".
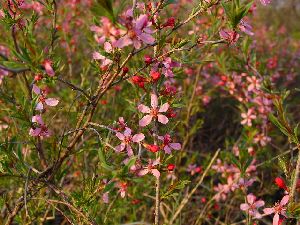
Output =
[
  {"x1": 275, "y1": 177, "x2": 288, "y2": 191},
  {"x1": 163, "y1": 17, "x2": 175, "y2": 28},
  {"x1": 151, "y1": 71, "x2": 161, "y2": 82},
  {"x1": 145, "y1": 144, "x2": 159, "y2": 153},
  {"x1": 167, "y1": 163, "x2": 175, "y2": 171},
  {"x1": 144, "y1": 55, "x2": 153, "y2": 64},
  {"x1": 195, "y1": 166, "x2": 202, "y2": 173},
  {"x1": 122, "y1": 67, "x2": 129, "y2": 74},
  {"x1": 34, "y1": 74, "x2": 43, "y2": 81},
  {"x1": 201, "y1": 197, "x2": 206, "y2": 203}
]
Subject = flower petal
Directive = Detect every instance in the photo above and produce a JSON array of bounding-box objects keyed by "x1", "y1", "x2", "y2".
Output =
[
  {"x1": 157, "y1": 114, "x2": 169, "y2": 124},
  {"x1": 169, "y1": 142, "x2": 181, "y2": 150},
  {"x1": 45, "y1": 98, "x2": 59, "y2": 106},
  {"x1": 115, "y1": 143, "x2": 125, "y2": 152},
  {"x1": 32, "y1": 84, "x2": 41, "y2": 95},
  {"x1": 263, "y1": 207, "x2": 274, "y2": 215},
  {"x1": 158, "y1": 103, "x2": 169, "y2": 113},
  {"x1": 139, "y1": 115, "x2": 153, "y2": 127},
  {"x1": 138, "y1": 104, "x2": 150, "y2": 113},
  {"x1": 132, "y1": 133, "x2": 145, "y2": 142},
  {"x1": 116, "y1": 132, "x2": 125, "y2": 141},
  {"x1": 151, "y1": 93, "x2": 158, "y2": 108},
  {"x1": 151, "y1": 169, "x2": 160, "y2": 178},
  {"x1": 138, "y1": 169, "x2": 148, "y2": 176},
  {"x1": 240, "y1": 203, "x2": 249, "y2": 211},
  {"x1": 280, "y1": 195, "x2": 289, "y2": 206}
]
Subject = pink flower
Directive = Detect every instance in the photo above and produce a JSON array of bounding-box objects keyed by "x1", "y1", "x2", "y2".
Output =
[
  {"x1": 29, "y1": 115, "x2": 51, "y2": 137},
  {"x1": 264, "y1": 195, "x2": 289, "y2": 225},
  {"x1": 152, "y1": 57, "x2": 180, "y2": 78},
  {"x1": 237, "y1": 178, "x2": 255, "y2": 190},
  {"x1": 219, "y1": 29, "x2": 239, "y2": 44},
  {"x1": 187, "y1": 164, "x2": 202, "y2": 176},
  {"x1": 114, "y1": 11, "x2": 155, "y2": 49},
  {"x1": 241, "y1": 108, "x2": 256, "y2": 126},
  {"x1": 239, "y1": 20, "x2": 254, "y2": 36},
  {"x1": 43, "y1": 59, "x2": 55, "y2": 76},
  {"x1": 158, "y1": 134, "x2": 181, "y2": 154},
  {"x1": 115, "y1": 127, "x2": 145, "y2": 156},
  {"x1": 138, "y1": 158, "x2": 160, "y2": 178},
  {"x1": 116, "y1": 182, "x2": 128, "y2": 198},
  {"x1": 138, "y1": 94, "x2": 169, "y2": 127},
  {"x1": 247, "y1": 76, "x2": 261, "y2": 92},
  {"x1": 102, "y1": 192, "x2": 109, "y2": 204},
  {"x1": 260, "y1": 0, "x2": 271, "y2": 6},
  {"x1": 240, "y1": 194, "x2": 265, "y2": 219},
  {"x1": 92, "y1": 51, "x2": 113, "y2": 66},
  {"x1": 32, "y1": 84, "x2": 59, "y2": 111}
]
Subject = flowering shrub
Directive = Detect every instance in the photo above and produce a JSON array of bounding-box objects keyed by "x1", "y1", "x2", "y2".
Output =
[{"x1": 1, "y1": 0, "x2": 300, "y2": 224}]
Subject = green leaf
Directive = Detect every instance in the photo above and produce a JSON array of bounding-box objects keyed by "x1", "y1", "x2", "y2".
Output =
[{"x1": 0, "y1": 61, "x2": 29, "y2": 72}]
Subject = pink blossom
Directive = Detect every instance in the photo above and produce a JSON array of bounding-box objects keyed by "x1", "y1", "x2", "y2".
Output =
[
  {"x1": 138, "y1": 94, "x2": 169, "y2": 127},
  {"x1": 187, "y1": 164, "x2": 202, "y2": 176},
  {"x1": 219, "y1": 29, "x2": 240, "y2": 44},
  {"x1": 115, "y1": 127, "x2": 145, "y2": 156},
  {"x1": 239, "y1": 20, "x2": 254, "y2": 36},
  {"x1": 92, "y1": 51, "x2": 113, "y2": 66},
  {"x1": 260, "y1": 0, "x2": 271, "y2": 6},
  {"x1": 237, "y1": 178, "x2": 255, "y2": 190},
  {"x1": 240, "y1": 193, "x2": 265, "y2": 219},
  {"x1": 138, "y1": 158, "x2": 160, "y2": 178},
  {"x1": 116, "y1": 182, "x2": 128, "y2": 198},
  {"x1": 158, "y1": 134, "x2": 181, "y2": 154},
  {"x1": 114, "y1": 11, "x2": 155, "y2": 49},
  {"x1": 43, "y1": 59, "x2": 55, "y2": 76},
  {"x1": 32, "y1": 84, "x2": 59, "y2": 111},
  {"x1": 247, "y1": 76, "x2": 261, "y2": 92},
  {"x1": 263, "y1": 195, "x2": 289, "y2": 225},
  {"x1": 152, "y1": 57, "x2": 180, "y2": 78},
  {"x1": 29, "y1": 115, "x2": 51, "y2": 137},
  {"x1": 241, "y1": 108, "x2": 256, "y2": 126}
]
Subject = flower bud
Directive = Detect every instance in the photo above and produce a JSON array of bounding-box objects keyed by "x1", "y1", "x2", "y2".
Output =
[
  {"x1": 275, "y1": 177, "x2": 288, "y2": 191},
  {"x1": 167, "y1": 164, "x2": 175, "y2": 171}
]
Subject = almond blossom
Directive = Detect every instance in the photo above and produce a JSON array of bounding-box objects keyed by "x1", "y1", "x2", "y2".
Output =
[
  {"x1": 241, "y1": 108, "x2": 256, "y2": 126},
  {"x1": 152, "y1": 57, "x2": 181, "y2": 78},
  {"x1": 263, "y1": 195, "x2": 289, "y2": 225},
  {"x1": 138, "y1": 158, "x2": 160, "y2": 178},
  {"x1": 114, "y1": 10, "x2": 155, "y2": 49},
  {"x1": 240, "y1": 193, "x2": 265, "y2": 219},
  {"x1": 43, "y1": 59, "x2": 55, "y2": 76},
  {"x1": 219, "y1": 29, "x2": 240, "y2": 44},
  {"x1": 29, "y1": 115, "x2": 51, "y2": 137},
  {"x1": 32, "y1": 84, "x2": 59, "y2": 111},
  {"x1": 115, "y1": 127, "x2": 145, "y2": 156},
  {"x1": 138, "y1": 93, "x2": 169, "y2": 127},
  {"x1": 158, "y1": 134, "x2": 181, "y2": 154}
]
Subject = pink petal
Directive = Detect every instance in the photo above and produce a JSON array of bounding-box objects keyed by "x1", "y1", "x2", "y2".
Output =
[
  {"x1": 138, "y1": 104, "x2": 150, "y2": 113},
  {"x1": 102, "y1": 58, "x2": 113, "y2": 66},
  {"x1": 114, "y1": 36, "x2": 132, "y2": 48},
  {"x1": 102, "y1": 192, "x2": 109, "y2": 203},
  {"x1": 163, "y1": 145, "x2": 172, "y2": 154},
  {"x1": 133, "y1": 39, "x2": 142, "y2": 49},
  {"x1": 263, "y1": 207, "x2": 274, "y2": 215},
  {"x1": 138, "y1": 33, "x2": 155, "y2": 44},
  {"x1": 247, "y1": 194, "x2": 256, "y2": 204},
  {"x1": 273, "y1": 213, "x2": 279, "y2": 225},
  {"x1": 32, "y1": 115, "x2": 43, "y2": 124},
  {"x1": 158, "y1": 103, "x2": 169, "y2": 113},
  {"x1": 139, "y1": 115, "x2": 153, "y2": 127},
  {"x1": 135, "y1": 14, "x2": 148, "y2": 30},
  {"x1": 44, "y1": 63, "x2": 55, "y2": 76},
  {"x1": 124, "y1": 127, "x2": 132, "y2": 137},
  {"x1": 116, "y1": 132, "x2": 125, "y2": 141},
  {"x1": 157, "y1": 114, "x2": 169, "y2": 124},
  {"x1": 151, "y1": 169, "x2": 160, "y2": 178},
  {"x1": 254, "y1": 200, "x2": 265, "y2": 208},
  {"x1": 93, "y1": 51, "x2": 105, "y2": 60},
  {"x1": 104, "y1": 42, "x2": 112, "y2": 53},
  {"x1": 32, "y1": 84, "x2": 41, "y2": 95},
  {"x1": 45, "y1": 98, "x2": 59, "y2": 106},
  {"x1": 240, "y1": 203, "x2": 250, "y2": 211},
  {"x1": 36, "y1": 102, "x2": 44, "y2": 111},
  {"x1": 151, "y1": 93, "x2": 158, "y2": 108},
  {"x1": 115, "y1": 143, "x2": 125, "y2": 152},
  {"x1": 169, "y1": 142, "x2": 181, "y2": 150},
  {"x1": 138, "y1": 169, "x2": 149, "y2": 176},
  {"x1": 126, "y1": 145, "x2": 133, "y2": 156},
  {"x1": 132, "y1": 133, "x2": 145, "y2": 142},
  {"x1": 29, "y1": 128, "x2": 41, "y2": 136},
  {"x1": 280, "y1": 195, "x2": 289, "y2": 206}
]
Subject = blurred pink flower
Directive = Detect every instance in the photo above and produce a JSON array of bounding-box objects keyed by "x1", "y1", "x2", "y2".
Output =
[
  {"x1": 114, "y1": 11, "x2": 155, "y2": 49},
  {"x1": 240, "y1": 193, "x2": 265, "y2": 218},
  {"x1": 241, "y1": 108, "x2": 256, "y2": 126},
  {"x1": 264, "y1": 195, "x2": 289, "y2": 225},
  {"x1": 260, "y1": 0, "x2": 271, "y2": 6},
  {"x1": 158, "y1": 134, "x2": 181, "y2": 154},
  {"x1": 219, "y1": 29, "x2": 239, "y2": 44},
  {"x1": 115, "y1": 127, "x2": 145, "y2": 156},
  {"x1": 43, "y1": 59, "x2": 55, "y2": 76},
  {"x1": 29, "y1": 115, "x2": 51, "y2": 137},
  {"x1": 138, "y1": 94, "x2": 169, "y2": 127},
  {"x1": 32, "y1": 84, "x2": 59, "y2": 111},
  {"x1": 138, "y1": 158, "x2": 160, "y2": 178}
]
